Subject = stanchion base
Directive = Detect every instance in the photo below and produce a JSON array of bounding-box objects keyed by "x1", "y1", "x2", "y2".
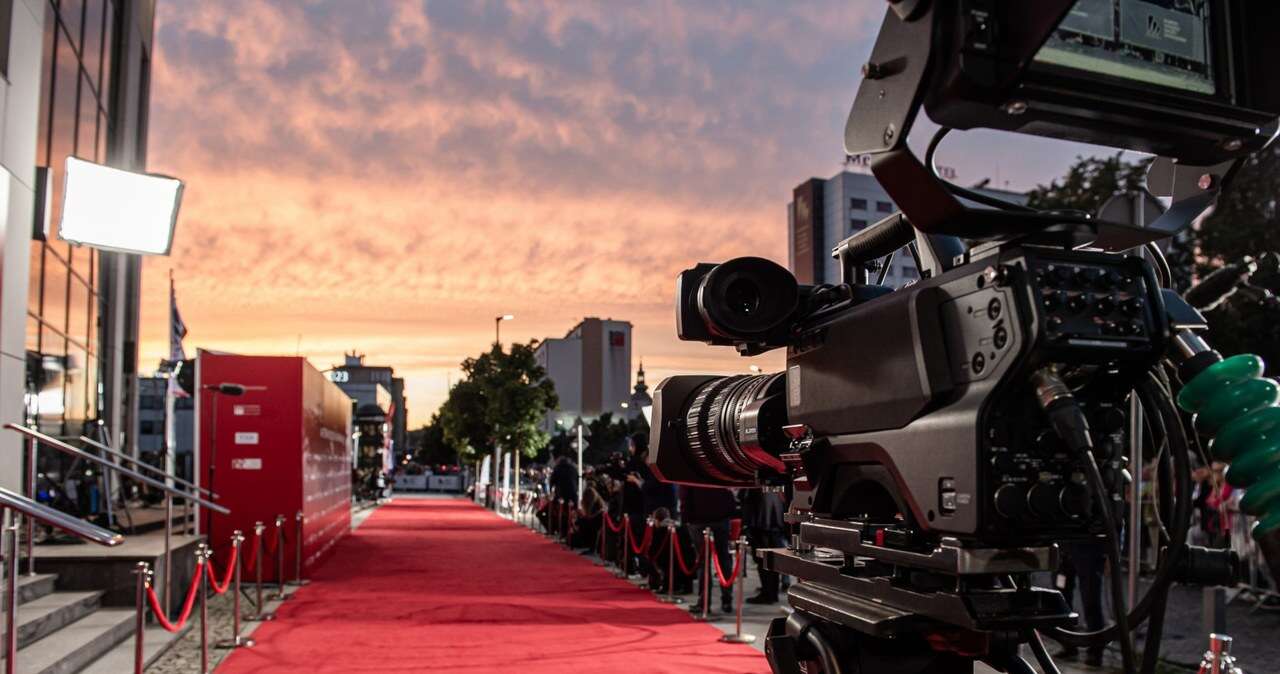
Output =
[
  {"x1": 689, "y1": 614, "x2": 714, "y2": 622},
  {"x1": 215, "y1": 636, "x2": 257, "y2": 649},
  {"x1": 720, "y1": 634, "x2": 756, "y2": 644},
  {"x1": 288, "y1": 579, "x2": 311, "y2": 587},
  {"x1": 244, "y1": 612, "x2": 276, "y2": 622},
  {"x1": 657, "y1": 596, "x2": 685, "y2": 605},
  {"x1": 270, "y1": 592, "x2": 291, "y2": 601}
]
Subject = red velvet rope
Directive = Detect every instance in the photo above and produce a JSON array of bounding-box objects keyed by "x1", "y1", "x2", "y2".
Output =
[
  {"x1": 145, "y1": 560, "x2": 205, "y2": 633},
  {"x1": 710, "y1": 544, "x2": 745, "y2": 589},
  {"x1": 602, "y1": 511, "x2": 623, "y2": 534},
  {"x1": 627, "y1": 524, "x2": 653, "y2": 555},
  {"x1": 671, "y1": 530, "x2": 700, "y2": 576},
  {"x1": 264, "y1": 527, "x2": 281, "y2": 555},
  {"x1": 206, "y1": 545, "x2": 238, "y2": 595}
]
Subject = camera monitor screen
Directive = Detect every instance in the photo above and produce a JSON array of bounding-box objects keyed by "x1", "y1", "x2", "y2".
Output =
[{"x1": 1034, "y1": 0, "x2": 1215, "y2": 95}]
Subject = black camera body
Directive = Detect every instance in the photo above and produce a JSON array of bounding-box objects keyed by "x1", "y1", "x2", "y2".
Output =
[{"x1": 650, "y1": 244, "x2": 1166, "y2": 545}]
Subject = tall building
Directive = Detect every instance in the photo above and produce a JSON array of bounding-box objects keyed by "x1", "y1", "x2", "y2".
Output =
[
  {"x1": 534, "y1": 317, "x2": 632, "y2": 430},
  {"x1": 136, "y1": 374, "x2": 194, "y2": 477},
  {"x1": 0, "y1": 0, "x2": 157, "y2": 493},
  {"x1": 328, "y1": 352, "x2": 407, "y2": 466},
  {"x1": 787, "y1": 169, "x2": 1029, "y2": 287}
]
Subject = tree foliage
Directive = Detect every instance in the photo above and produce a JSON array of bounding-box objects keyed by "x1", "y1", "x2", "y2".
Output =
[
  {"x1": 437, "y1": 342, "x2": 558, "y2": 463},
  {"x1": 407, "y1": 415, "x2": 454, "y2": 466}
]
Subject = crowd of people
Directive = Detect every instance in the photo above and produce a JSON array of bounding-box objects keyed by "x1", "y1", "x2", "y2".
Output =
[{"x1": 528, "y1": 435, "x2": 790, "y2": 616}]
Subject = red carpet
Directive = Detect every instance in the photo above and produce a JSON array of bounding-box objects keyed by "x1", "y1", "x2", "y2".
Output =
[{"x1": 218, "y1": 497, "x2": 770, "y2": 673}]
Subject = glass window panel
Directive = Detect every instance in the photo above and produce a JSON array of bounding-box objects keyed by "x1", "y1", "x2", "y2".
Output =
[
  {"x1": 36, "y1": 15, "x2": 56, "y2": 167},
  {"x1": 68, "y1": 276, "x2": 89, "y2": 351},
  {"x1": 48, "y1": 29, "x2": 79, "y2": 247},
  {"x1": 99, "y1": 1, "x2": 114, "y2": 105},
  {"x1": 41, "y1": 248, "x2": 70, "y2": 333},
  {"x1": 36, "y1": 323, "x2": 67, "y2": 436},
  {"x1": 64, "y1": 342, "x2": 88, "y2": 425},
  {"x1": 28, "y1": 243, "x2": 43, "y2": 316},
  {"x1": 60, "y1": 0, "x2": 84, "y2": 55},
  {"x1": 26, "y1": 315, "x2": 40, "y2": 356},
  {"x1": 82, "y1": 0, "x2": 103, "y2": 92},
  {"x1": 70, "y1": 241, "x2": 91, "y2": 285},
  {"x1": 96, "y1": 112, "x2": 107, "y2": 162},
  {"x1": 77, "y1": 71, "x2": 96, "y2": 158}
]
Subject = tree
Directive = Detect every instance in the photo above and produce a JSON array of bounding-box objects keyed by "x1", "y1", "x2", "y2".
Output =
[
  {"x1": 408, "y1": 415, "x2": 456, "y2": 466},
  {"x1": 1024, "y1": 152, "x2": 1151, "y2": 215},
  {"x1": 437, "y1": 342, "x2": 558, "y2": 464}
]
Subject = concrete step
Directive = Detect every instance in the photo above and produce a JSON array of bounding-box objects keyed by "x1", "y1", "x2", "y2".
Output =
[
  {"x1": 1, "y1": 591, "x2": 102, "y2": 652},
  {"x1": 78, "y1": 621, "x2": 191, "y2": 674},
  {"x1": 11, "y1": 608, "x2": 134, "y2": 674},
  {"x1": 0, "y1": 574, "x2": 58, "y2": 607}
]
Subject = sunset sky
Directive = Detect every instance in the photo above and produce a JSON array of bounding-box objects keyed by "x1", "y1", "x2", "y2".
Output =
[{"x1": 138, "y1": 1, "x2": 1119, "y2": 427}]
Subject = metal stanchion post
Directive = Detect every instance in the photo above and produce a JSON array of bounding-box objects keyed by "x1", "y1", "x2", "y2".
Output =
[
  {"x1": 245, "y1": 521, "x2": 275, "y2": 622},
  {"x1": 720, "y1": 537, "x2": 756, "y2": 644},
  {"x1": 619, "y1": 514, "x2": 631, "y2": 578},
  {"x1": 5, "y1": 508, "x2": 19, "y2": 674},
  {"x1": 562, "y1": 502, "x2": 571, "y2": 546},
  {"x1": 198, "y1": 543, "x2": 210, "y2": 674},
  {"x1": 133, "y1": 561, "x2": 149, "y2": 674},
  {"x1": 693, "y1": 527, "x2": 712, "y2": 621},
  {"x1": 25, "y1": 437, "x2": 36, "y2": 577},
  {"x1": 292, "y1": 511, "x2": 309, "y2": 586},
  {"x1": 658, "y1": 522, "x2": 683, "y2": 604},
  {"x1": 216, "y1": 531, "x2": 254, "y2": 649},
  {"x1": 271, "y1": 515, "x2": 289, "y2": 601},
  {"x1": 593, "y1": 518, "x2": 606, "y2": 566},
  {"x1": 631, "y1": 518, "x2": 653, "y2": 587},
  {"x1": 163, "y1": 493, "x2": 173, "y2": 617}
]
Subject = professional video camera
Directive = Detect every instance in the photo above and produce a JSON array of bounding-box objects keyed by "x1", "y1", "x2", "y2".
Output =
[{"x1": 648, "y1": 2, "x2": 1280, "y2": 673}]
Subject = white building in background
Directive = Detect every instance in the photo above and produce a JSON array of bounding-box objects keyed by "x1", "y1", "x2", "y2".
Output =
[
  {"x1": 787, "y1": 169, "x2": 1029, "y2": 287},
  {"x1": 534, "y1": 317, "x2": 632, "y2": 431}
]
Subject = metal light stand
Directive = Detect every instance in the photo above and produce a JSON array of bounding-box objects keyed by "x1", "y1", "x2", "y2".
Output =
[
  {"x1": 197, "y1": 543, "x2": 210, "y2": 674},
  {"x1": 657, "y1": 522, "x2": 684, "y2": 604},
  {"x1": 692, "y1": 527, "x2": 712, "y2": 621},
  {"x1": 245, "y1": 521, "x2": 275, "y2": 622},
  {"x1": 216, "y1": 531, "x2": 254, "y2": 650},
  {"x1": 291, "y1": 511, "x2": 310, "y2": 587},
  {"x1": 720, "y1": 536, "x2": 756, "y2": 644},
  {"x1": 5, "y1": 508, "x2": 19, "y2": 674},
  {"x1": 271, "y1": 515, "x2": 289, "y2": 601},
  {"x1": 132, "y1": 561, "x2": 150, "y2": 674}
]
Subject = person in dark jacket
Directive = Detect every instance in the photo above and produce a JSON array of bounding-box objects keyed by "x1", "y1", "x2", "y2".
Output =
[
  {"x1": 549, "y1": 452, "x2": 578, "y2": 506},
  {"x1": 680, "y1": 485, "x2": 736, "y2": 614},
  {"x1": 742, "y1": 487, "x2": 788, "y2": 604}
]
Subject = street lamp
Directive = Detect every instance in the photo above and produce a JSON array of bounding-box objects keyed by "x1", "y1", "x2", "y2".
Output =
[{"x1": 494, "y1": 314, "x2": 515, "y2": 346}]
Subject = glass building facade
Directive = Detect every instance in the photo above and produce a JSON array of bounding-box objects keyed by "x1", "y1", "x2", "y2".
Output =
[{"x1": 27, "y1": 0, "x2": 119, "y2": 437}]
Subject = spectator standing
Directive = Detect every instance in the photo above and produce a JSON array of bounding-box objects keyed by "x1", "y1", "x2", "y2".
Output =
[{"x1": 680, "y1": 485, "x2": 736, "y2": 615}]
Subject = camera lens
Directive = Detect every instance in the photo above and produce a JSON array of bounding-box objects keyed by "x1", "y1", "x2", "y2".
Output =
[
  {"x1": 725, "y1": 278, "x2": 761, "y2": 316},
  {"x1": 681, "y1": 372, "x2": 787, "y2": 483}
]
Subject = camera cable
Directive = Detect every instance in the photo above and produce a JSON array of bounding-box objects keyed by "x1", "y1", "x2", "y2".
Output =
[
  {"x1": 925, "y1": 127, "x2": 1038, "y2": 213},
  {"x1": 1033, "y1": 368, "x2": 1138, "y2": 674}
]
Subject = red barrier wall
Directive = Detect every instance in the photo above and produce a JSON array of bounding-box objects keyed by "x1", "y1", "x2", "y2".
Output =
[{"x1": 198, "y1": 352, "x2": 352, "y2": 581}]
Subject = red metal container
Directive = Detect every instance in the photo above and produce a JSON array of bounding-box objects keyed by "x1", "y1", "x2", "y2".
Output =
[{"x1": 197, "y1": 351, "x2": 353, "y2": 581}]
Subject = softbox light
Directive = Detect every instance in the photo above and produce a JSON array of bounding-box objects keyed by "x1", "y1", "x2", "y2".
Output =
[{"x1": 58, "y1": 156, "x2": 184, "y2": 255}]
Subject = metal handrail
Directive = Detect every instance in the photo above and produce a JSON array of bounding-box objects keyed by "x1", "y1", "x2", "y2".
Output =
[
  {"x1": 3, "y1": 424, "x2": 229, "y2": 514},
  {"x1": 0, "y1": 487, "x2": 123, "y2": 546},
  {"x1": 77, "y1": 435, "x2": 218, "y2": 499}
]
